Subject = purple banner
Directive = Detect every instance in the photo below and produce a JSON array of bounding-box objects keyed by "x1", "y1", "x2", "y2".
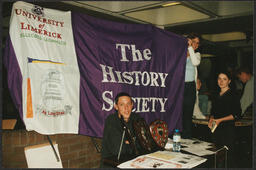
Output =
[
  {"x1": 72, "y1": 12, "x2": 187, "y2": 137},
  {"x1": 4, "y1": 36, "x2": 23, "y2": 119},
  {"x1": 4, "y1": 11, "x2": 187, "y2": 138}
]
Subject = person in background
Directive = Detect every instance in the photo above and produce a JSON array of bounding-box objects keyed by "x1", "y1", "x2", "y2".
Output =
[
  {"x1": 198, "y1": 78, "x2": 211, "y2": 116},
  {"x1": 182, "y1": 33, "x2": 201, "y2": 138},
  {"x1": 193, "y1": 78, "x2": 207, "y2": 119},
  {"x1": 227, "y1": 65, "x2": 244, "y2": 97},
  {"x1": 100, "y1": 92, "x2": 142, "y2": 168},
  {"x1": 236, "y1": 67, "x2": 253, "y2": 117},
  {"x1": 208, "y1": 71, "x2": 241, "y2": 168}
]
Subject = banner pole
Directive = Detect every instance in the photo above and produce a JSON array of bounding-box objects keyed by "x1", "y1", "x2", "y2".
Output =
[{"x1": 47, "y1": 135, "x2": 60, "y2": 162}]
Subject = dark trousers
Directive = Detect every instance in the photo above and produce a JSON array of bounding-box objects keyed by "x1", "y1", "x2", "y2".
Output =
[{"x1": 182, "y1": 82, "x2": 196, "y2": 138}]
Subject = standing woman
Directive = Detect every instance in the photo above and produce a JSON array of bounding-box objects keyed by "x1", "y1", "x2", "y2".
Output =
[
  {"x1": 208, "y1": 71, "x2": 241, "y2": 167},
  {"x1": 182, "y1": 33, "x2": 201, "y2": 138}
]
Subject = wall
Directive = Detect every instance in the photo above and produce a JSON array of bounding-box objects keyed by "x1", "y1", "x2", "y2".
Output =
[{"x1": 2, "y1": 130, "x2": 102, "y2": 168}]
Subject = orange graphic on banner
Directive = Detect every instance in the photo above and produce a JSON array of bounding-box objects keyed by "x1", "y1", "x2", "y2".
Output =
[{"x1": 26, "y1": 78, "x2": 33, "y2": 118}]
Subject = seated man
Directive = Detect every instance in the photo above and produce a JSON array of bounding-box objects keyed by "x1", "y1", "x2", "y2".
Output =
[
  {"x1": 236, "y1": 67, "x2": 253, "y2": 117},
  {"x1": 101, "y1": 92, "x2": 142, "y2": 167}
]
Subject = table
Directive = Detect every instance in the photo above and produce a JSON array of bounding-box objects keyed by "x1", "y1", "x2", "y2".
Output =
[
  {"x1": 103, "y1": 138, "x2": 227, "y2": 168},
  {"x1": 104, "y1": 151, "x2": 207, "y2": 168},
  {"x1": 192, "y1": 117, "x2": 253, "y2": 168}
]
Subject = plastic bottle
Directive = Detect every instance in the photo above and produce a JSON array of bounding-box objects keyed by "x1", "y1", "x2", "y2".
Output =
[{"x1": 173, "y1": 129, "x2": 181, "y2": 152}]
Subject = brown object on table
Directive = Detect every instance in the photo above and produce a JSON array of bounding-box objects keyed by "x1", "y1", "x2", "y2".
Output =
[
  {"x1": 235, "y1": 119, "x2": 253, "y2": 127},
  {"x1": 192, "y1": 118, "x2": 253, "y2": 127},
  {"x1": 149, "y1": 120, "x2": 169, "y2": 149},
  {"x1": 2, "y1": 119, "x2": 17, "y2": 129},
  {"x1": 133, "y1": 118, "x2": 160, "y2": 153}
]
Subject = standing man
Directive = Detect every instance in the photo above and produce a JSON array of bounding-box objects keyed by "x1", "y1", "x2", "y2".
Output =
[
  {"x1": 236, "y1": 67, "x2": 253, "y2": 117},
  {"x1": 101, "y1": 92, "x2": 142, "y2": 167},
  {"x1": 182, "y1": 33, "x2": 201, "y2": 138}
]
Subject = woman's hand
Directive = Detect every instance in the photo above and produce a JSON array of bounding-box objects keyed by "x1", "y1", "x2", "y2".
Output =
[
  {"x1": 208, "y1": 117, "x2": 214, "y2": 128},
  {"x1": 214, "y1": 119, "x2": 222, "y2": 126},
  {"x1": 208, "y1": 115, "x2": 234, "y2": 129}
]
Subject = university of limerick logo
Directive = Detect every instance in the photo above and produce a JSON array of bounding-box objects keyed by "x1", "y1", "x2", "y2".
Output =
[{"x1": 32, "y1": 5, "x2": 44, "y2": 16}]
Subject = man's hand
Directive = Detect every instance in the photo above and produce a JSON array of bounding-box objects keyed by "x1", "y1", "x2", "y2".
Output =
[{"x1": 188, "y1": 38, "x2": 192, "y2": 46}]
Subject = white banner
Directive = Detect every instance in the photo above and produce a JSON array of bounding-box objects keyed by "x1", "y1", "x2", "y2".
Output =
[{"x1": 9, "y1": 1, "x2": 80, "y2": 134}]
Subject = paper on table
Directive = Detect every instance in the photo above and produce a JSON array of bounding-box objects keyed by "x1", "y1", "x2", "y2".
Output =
[
  {"x1": 147, "y1": 151, "x2": 207, "y2": 169},
  {"x1": 182, "y1": 146, "x2": 216, "y2": 156},
  {"x1": 166, "y1": 138, "x2": 216, "y2": 156},
  {"x1": 118, "y1": 155, "x2": 183, "y2": 169},
  {"x1": 181, "y1": 138, "x2": 213, "y2": 148},
  {"x1": 148, "y1": 151, "x2": 175, "y2": 160},
  {"x1": 118, "y1": 150, "x2": 207, "y2": 169},
  {"x1": 180, "y1": 138, "x2": 216, "y2": 156},
  {"x1": 24, "y1": 142, "x2": 62, "y2": 168}
]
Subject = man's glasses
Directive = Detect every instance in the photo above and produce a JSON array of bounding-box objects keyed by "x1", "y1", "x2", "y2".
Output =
[{"x1": 192, "y1": 41, "x2": 200, "y2": 45}]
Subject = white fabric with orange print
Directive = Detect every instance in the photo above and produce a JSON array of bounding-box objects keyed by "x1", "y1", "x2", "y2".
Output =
[{"x1": 9, "y1": 1, "x2": 80, "y2": 134}]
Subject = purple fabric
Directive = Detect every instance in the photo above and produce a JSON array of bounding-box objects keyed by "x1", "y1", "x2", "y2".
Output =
[
  {"x1": 72, "y1": 12, "x2": 187, "y2": 137},
  {"x1": 3, "y1": 12, "x2": 187, "y2": 138},
  {"x1": 3, "y1": 36, "x2": 24, "y2": 122}
]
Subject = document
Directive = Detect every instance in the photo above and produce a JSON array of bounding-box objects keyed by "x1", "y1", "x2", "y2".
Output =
[
  {"x1": 210, "y1": 120, "x2": 218, "y2": 133},
  {"x1": 147, "y1": 151, "x2": 207, "y2": 168},
  {"x1": 180, "y1": 138, "x2": 216, "y2": 156},
  {"x1": 166, "y1": 138, "x2": 216, "y2": 156},
  {"x1": 181, "y1": 138, "x2": 213, "y2": 148},
  {"x1": 117, "y1": 150, "x2": 207, "y2": 169}
]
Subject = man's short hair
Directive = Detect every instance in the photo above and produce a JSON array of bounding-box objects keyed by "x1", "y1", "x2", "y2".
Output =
[
  {"x1": 186, "y1": 32, "x2": 201, "y2": 40},
  {"x1": 114, "y1": 92, "x2": 132, "y2": 104},
  {"x1": 236, "y1": 67, "x2": 252, "y2": 75}
]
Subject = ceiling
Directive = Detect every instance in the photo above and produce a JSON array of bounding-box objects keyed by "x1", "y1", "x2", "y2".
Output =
[{"x1": 2, "y1": 1, "x2": 254, "y2": 55}]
